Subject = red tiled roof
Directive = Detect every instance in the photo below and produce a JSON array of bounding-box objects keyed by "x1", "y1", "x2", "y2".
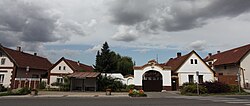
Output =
[
  {"x1": 1, "y1": 46, "x2": 52, "y2": 70},
  {"x1": 68, "y1": 72, "x2": 100, "y2": 78},
  {"x1": 204, "y1": 44, "x2": 250, "y2": 66},
  {"x1": 64, "y1": 58, "x2": 94, "y2": 72},
  {"x1": 165, "y1": 52, "x2": 192, "y2": 71}
]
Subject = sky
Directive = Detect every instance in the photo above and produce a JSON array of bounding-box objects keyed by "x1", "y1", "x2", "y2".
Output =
[{"x1": 0, "y1": 0, "x2": 250, "y2": 66}]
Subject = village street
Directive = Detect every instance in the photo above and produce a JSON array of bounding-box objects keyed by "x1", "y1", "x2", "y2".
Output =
[
  {"x1": 1, "y1": 96, "x2": 250, "y2": 106},
  {"x1": 1, "y1": 91, "x2": 250, "y2": 106}
]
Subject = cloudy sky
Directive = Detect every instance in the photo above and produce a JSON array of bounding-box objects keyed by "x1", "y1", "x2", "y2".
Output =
[{"x1": 0, "y1": 0, "x2": 250, "y2": 66}]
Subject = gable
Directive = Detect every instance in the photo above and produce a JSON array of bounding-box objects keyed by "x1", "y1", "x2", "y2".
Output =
[
  {"x1": 177, "y1": 53, "x2": 214, "y2": 74},
  {"x1": 0, "y1": 49, "x2": 14, "y2": 67},
  {"x1": 50, "y1": 60, "x2": 74, "y2": 74}
]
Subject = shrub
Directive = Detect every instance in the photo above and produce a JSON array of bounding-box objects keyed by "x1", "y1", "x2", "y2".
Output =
[
  {"x1": 97, "y1": 76, "x2": 126, "y2": 92},
  {"x1": 11, "y1": 87, "x2": 31, "y2": 95},
  {"x1": 39, "y1": 81, "x2": 46, "y2": 89},
  {"x1": 0, "y1": 85, "x2": 7, "y2": 92},
  {"x1": 126, "y1": 84, "x2": 135, "y2": 90},
  {"x1": 180, "y1": 83, "x2": 207, "y2": 94},
  {"x1": 128, "y1": 89, "x2": 147, "y2": 97},
  {"x1": 202, "y1": 81, "x2": 230, "y2": 93}
]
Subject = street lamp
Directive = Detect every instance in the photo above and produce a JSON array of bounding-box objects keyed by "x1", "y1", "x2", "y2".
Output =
[
  {"x1": 196, "y1": 71, "x2": 199, "y2": 95},
  {"x1": 26, "y1": 66, "x2": 29, "y2": 87}
]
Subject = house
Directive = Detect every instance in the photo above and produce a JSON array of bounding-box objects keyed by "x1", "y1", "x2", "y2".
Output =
[
  {"x1": 48, "y1": 57, "x2": 100, "y2": 91},
  {"x1": 204, "y1": 44, "x2": 250, "y2": 88},
  {"x1": 0, "y1": 44, "x2": 52, "y2": 89},
  {"x1": 134, "y1": 50, "x2": 214, "y2": 91}
]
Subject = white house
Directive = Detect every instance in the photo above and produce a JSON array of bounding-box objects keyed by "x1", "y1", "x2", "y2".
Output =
[
  {"x1": 0, "y1": 45, "x2": 52, "y2": 89},
  {"x1": 205, "y1": 44, "x2": 250, "y2": 88},
  {"x1": 133, "y1": 51, "x2": 214, "y2": 91},
  {"x1": 48, "y1": 57, "x2": 100, "y2": 91}
]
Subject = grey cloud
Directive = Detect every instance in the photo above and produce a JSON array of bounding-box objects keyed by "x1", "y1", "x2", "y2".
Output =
[
  {"x1": 109, "y1": 0, "x2": 157, "y2": 25},
  {"x1": 109, "y1": 0, "x2": 250, "y2": 33},
  {"x1": 0, "y1": 1, "x2": 86, "y2": 51},
  {"x1": 188, "y1": 40, "x2": 207, "y2": 51},
  {"x1": 112, "y1": 25, "x2": 139, "y2": 42}
]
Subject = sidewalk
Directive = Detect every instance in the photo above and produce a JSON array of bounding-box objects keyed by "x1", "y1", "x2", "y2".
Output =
[{"x1": 0, "y1": 91, "x2": 129, "y2": 98}]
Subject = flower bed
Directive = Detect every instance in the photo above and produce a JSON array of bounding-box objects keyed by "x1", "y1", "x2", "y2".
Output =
[{"x1": 128, "y1": 89, "x2": 147, "y2": 97}]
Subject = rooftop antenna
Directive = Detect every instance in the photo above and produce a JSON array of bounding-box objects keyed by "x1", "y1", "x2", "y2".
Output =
[{"x1": 156, "y1": 54, "x2": 159, "y2": 63}]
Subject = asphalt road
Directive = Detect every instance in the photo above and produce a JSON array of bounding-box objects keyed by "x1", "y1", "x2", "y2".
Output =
[{"x1": 0, "y1": 96, "x2": 249, "y2": 106}]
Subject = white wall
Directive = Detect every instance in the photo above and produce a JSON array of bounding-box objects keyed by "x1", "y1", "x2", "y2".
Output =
[
  {"x1": 0, "y1": 50, "x2": 14, "y2": 88},
  {"x1": 49, "y1": 60, "x2": 74, "y2": 85},
  {"x1": 177, "y1": 53, "x2": 214, "y2": 86},
  {"x1": 124, "y1": 77, "x2": 134, "y2": 85},
  {"x1": 134, "y1": 66, "x2": 171, "y2": 86},
  {"x1": 241, "y1": 51, "x2": 250, "y2": 88},
  {"x1": 0, "y1": 69, "x2": 12, "y2": 88},
  {"x1": 49, "y1": 76, "x2": 62, "y2": 88},
  {"x1": 50, "y1": 61, "x2": 74, "y2": 74}
]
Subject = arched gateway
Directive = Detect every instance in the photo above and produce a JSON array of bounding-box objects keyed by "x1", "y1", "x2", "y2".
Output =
[
  {"x1": 134, "y1": 60, "x2": 172, "y2": 91},
  {"x1": 142, "y1": 70, "x2": 162, "y2": 91}
]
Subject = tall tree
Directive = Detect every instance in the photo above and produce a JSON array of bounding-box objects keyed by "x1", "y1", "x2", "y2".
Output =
[
  {"x1": 117, "y1": 56, "x2": 134, "y2": 76},
  {"x1": 94, "y1": 42, "x2": 134, "y2": 76}
]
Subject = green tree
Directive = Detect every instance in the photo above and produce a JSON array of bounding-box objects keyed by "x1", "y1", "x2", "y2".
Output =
[
  {"x1": 94, "y1": 42, "x2": 134, "y2": 76},
  {"x1": 117, "y1": 56, "x2": 134, "y2": 76}
]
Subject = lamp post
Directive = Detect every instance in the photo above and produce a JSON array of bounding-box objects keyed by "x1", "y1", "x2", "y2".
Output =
[
  {"x1": 237, "y1": 72, "x2": 241, "y2": 93},
  {"x1": 196, "y1": 71, "x2": 199, "y2": 95},
  {"x1": 26, "y1": 66, "x2": 29, "y2": 87}
]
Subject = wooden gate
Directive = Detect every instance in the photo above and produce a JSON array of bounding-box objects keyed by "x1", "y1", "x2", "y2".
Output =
[{"x1": 142, "y1": 70, "x2": 162, "y2": 92}]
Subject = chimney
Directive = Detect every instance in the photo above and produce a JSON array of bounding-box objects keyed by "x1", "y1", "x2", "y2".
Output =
[
  {"x1": 208, "y1": 53, "x2": 212, "y2": 56},
  {"x1": 177, "y1": 52, "x2": 181, "y2": 58},
  {"x1": 77, "y1": 61, "x2": 80, "y2": 65},
  {"x1": 16, "y1": 46, "x2": 21, "y2": 52},
  {"x1": 217, "y1": 51, "x2": 220, "y2": 54},
  {"x1": 34, "y1": 53, "x2": 37, "y2": 56}
]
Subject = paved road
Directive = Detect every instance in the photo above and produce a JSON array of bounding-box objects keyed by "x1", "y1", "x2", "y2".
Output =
[{"x1": 1, "y1": 96, "x2": 250, "y2": 106}]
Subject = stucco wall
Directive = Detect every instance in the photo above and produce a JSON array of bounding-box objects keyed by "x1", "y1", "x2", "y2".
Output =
[
  {"x1": 0, "y1": 50, "x2": 14, "y2": 88},
  {"x1": 241, "y1": 51, "x2": 250, "y2": 88},
  {"x1": 177, "y1": 53, "x2": 214, "y2": 86},
  {"x1": 49, "y1": 60, "x2": 74, "y2": 85},
  {"x1": 0, "y1": 69, "x2": 12, "y2": 88},
  {"x1": 50, "y1": 61, "x2": 74, "y2": 74},
  {"x1": 134, "y1": 66, "x2": 171, "y2": 86}
]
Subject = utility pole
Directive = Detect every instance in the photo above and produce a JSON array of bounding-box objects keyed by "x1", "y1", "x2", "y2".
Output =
[
  {"x1": 237, "y1": 72, "x2": 241, "y2": 93},
  {"x1": 196, "y1": 71, "x2": 199, "y2": 95}
]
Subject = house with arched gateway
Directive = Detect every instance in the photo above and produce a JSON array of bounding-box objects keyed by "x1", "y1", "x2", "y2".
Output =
[{"x1": 134, "y1": 50, "x2": 215, "y2": 91}]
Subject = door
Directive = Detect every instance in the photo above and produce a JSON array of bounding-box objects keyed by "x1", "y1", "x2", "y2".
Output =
[{"x1": 142, "y1": 70, "x2": 162, "y2": 92}]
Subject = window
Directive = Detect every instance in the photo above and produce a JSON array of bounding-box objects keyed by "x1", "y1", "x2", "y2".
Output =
[
  {"x1": 219, "y1": 73, "x2": 223, "y2": 76},
  {"x1": 190, "y1": 59, "x2": 193, "y2": 64},
  {"x1": 56, "y1": 78, "x2": 63, "y2": 83},
  {"x1": 194, "y1": 59, "x2": 198, "y2": 64},
  {"x1": 198, "y1": 75, "x2": 203, "y2": 83},
  {"x1": 224, "y1": 66, "x2": 227, "y2": 70},
  {"x1": 208, "y1": 62, "x2": 212, "y2": 66},
  {"x1": 188, "y1": 75, "x2": 194, "y2": 83},
  {"x1": 0, "y1": 74, "x2": 4, "y2": 83},
  {"x1": 0, "y1": 52, "x2": 2, "y2": 57},
  {"x1": 59, "y1": 66, "x2": 61, "y2": 70},
  {"x1": 63, "y1": 66, "x2": 66, "y2": 70},
  {"x1": 1, "y1": 58, "x2": 6, "y2": 65}
]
